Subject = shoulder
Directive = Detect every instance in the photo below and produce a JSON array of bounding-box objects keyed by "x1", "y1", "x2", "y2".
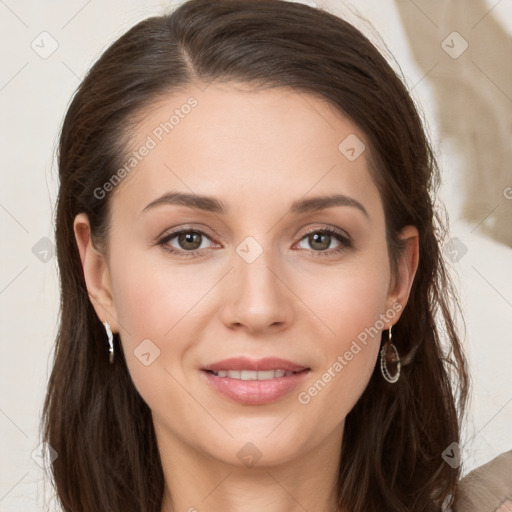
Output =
[{"x1": 453, "y1": 449, "x2": 512, "y2": 511}]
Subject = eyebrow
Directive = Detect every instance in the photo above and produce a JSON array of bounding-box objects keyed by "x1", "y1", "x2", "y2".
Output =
[{"x1": 141, "y1": 191, "x2": 369, "y2": 218}]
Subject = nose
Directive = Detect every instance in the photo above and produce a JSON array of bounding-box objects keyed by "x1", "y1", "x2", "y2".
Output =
[{"x1": 220, "y1": 243, "x2": 294, "y2": 335}]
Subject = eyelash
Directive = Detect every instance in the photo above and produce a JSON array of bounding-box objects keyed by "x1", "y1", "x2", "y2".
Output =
[{"x1": 157, "y1": 226, "x2": 352, "y2": 259}]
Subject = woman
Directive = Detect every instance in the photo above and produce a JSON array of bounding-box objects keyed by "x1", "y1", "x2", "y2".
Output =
[{"x1": 41, "y1": 0, "x2": 472, "y2": 510}]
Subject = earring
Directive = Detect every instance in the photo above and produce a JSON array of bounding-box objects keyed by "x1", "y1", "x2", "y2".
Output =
[
  {"x1": 380, "y1": 325, "x2": 400, "y2": 383},
  {"x1": 103, "y1": 321, "x2": 114, "y2": 364}
]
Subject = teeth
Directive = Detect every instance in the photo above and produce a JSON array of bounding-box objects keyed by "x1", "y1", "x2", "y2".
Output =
[{"x1": 211, "y1": 369, "x2": 295, "y2": 380}]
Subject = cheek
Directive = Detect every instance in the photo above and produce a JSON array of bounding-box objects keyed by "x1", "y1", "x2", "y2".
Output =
[
  {"x1": 110, "y1": 245, "x2": 214, "y2": 340},
  {"x1": 108, "y1": 248, "x2": 219, "y2": 394},
  {"x1": 304, "y1": 246, "x2": 391, "y2": 346},
  {"x1": 295, "y1": 293, "x2": 384, "y2": 431},
  {"x1": 108, "y1": 253, "x2": 192, "y2": 415},
  {"x1": 294, "y1": 249, "x2": 391, "y2": 418}
]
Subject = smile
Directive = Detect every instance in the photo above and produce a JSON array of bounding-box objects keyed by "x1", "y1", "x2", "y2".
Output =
[{"x1": 207, "y1": 369, "x2": 298, "y2": 380}]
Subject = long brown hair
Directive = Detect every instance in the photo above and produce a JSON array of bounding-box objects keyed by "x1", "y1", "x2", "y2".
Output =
[{"x1": 41, "y1": 1, "x2": 470, "y2": 510}]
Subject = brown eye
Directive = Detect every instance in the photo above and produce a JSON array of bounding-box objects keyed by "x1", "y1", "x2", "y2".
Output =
[
  {"x1": 158, "y1": 229, "x2": 215, "y2": 256},
  {"x1": 307, "y1": 232, "x2": 332, "y2": 251},
  {"x1": 176, "y1": 231, "x2": 203, "y2": 251},
  {"x1": 295, "y1": 227, "x2": 352, "y2": 257}
]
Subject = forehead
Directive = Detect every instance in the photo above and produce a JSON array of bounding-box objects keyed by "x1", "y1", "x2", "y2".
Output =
[{"x1": 110, "y1": 82, "x2": 382, "y2": 221}]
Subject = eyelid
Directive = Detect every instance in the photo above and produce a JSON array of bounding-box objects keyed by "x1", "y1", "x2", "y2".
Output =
[
  {"x1": 157, "y1": 223, "x2": 220, "y2": 241},
  {"x1": 298, "y1": 225, "x2": 352, "y2": 242}
]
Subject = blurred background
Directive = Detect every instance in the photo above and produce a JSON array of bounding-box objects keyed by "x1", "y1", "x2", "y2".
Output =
[{"x1": 1, "y1": 0, "x2": 511, "y2": 510}]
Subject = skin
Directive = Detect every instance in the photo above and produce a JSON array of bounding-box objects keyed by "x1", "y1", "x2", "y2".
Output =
[{"x1": 74, "y1": 82, "x2": 419, "y2": 512}]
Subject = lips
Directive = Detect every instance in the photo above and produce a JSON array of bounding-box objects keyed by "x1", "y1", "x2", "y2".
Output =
[
  {"x1": 200, "y1": 357, "x2": 311, "y2": 405},
  {"x1": 202, "y1": 356, "x2": 309, "y2": 373}
]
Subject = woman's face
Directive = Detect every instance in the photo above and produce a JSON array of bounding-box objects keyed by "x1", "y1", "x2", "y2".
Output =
[{"x1": 75, "y1": 82, "x2": 418, "y2": 468}]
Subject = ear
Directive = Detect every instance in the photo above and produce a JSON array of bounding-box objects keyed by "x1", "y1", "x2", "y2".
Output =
[
  {"x1": 385, "y1": 225, "x2": 419, "y2": 325},
  {"x1": 73, "y1": 213, "x2": 119, "y2": 332}
]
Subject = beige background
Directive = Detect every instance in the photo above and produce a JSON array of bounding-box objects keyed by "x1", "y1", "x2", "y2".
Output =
[{"x1": 1, "y1": 0, "x2": 511, "y2": 510}]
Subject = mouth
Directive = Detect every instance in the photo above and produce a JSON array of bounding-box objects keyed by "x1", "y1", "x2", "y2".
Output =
[
  {"x1": 203, "y1": 369, "x2": 308, "y2": 380},
  {"x1": 200, "y1": 357, "x2": 311, "y2": 405}
]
